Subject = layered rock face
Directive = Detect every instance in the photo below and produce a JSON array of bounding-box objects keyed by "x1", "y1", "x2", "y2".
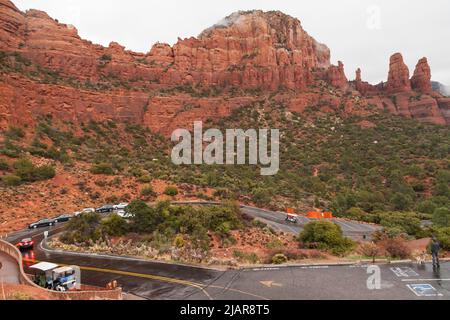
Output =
[
  {"x1": 0, "y1": 0, "x2": 448, "y2": 133},
  {"x1": 0, "y1": 4, "x2": 331, "y2": 90}
]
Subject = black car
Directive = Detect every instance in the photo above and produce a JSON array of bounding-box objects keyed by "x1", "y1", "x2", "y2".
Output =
[
  {"x1": 28, "y1": 218, "x2": 56, "y2": 229},
  {"x1": 96, "y1": 204, "x2": 114, "y2": 214},
  {"x1": 53, "y1": 214, "x2": 73, "y2": 223}
]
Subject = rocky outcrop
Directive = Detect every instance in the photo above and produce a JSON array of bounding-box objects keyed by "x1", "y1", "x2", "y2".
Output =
[
  {"x1": 386, "y1": 53, "x2": 411, "y2": 93},
  {"x1": 0, "y1": 1, "x2": 448, "y2": 131},
  {"x1": 411, "y1": 57, "x2": 432, "y2": 93},
  {"x1": 0, "y1": 7, "x2": 332, "y2": 91},
  {"x1": 326, "y1": 61, "x2": 348, "y2": 89},
  {"x1": 353, "y1": 68, "x2": 380, "y2": 96}
]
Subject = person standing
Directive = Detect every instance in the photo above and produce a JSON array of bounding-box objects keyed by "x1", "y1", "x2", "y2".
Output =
[{"x1": 431, "y1": 237, "x2": 441, "y2": 269}]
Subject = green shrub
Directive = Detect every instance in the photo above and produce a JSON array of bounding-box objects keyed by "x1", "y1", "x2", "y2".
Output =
[
  {"x1": 271, "y1": 253, "x2": 288, "y2": 264},
  {"x1": 1, "y1": 174, "x2": 22, "y2": 186},
  {"x1": 164, "y1": 186, "x2": 179, "y2": 196},
  {"x1": 233, "y1": 250, "x2": 259, "y2": 264},
  {"x1": 378, "y1": 212, "x2": 422, "y2": 237},
  {"x1": 5, "y1": 126, "x2": 25, "y2": 140},
  {"x1": 141, "y1": 185, "x2": 156, "y2": 197},
  {"x1": 138, "y1": 174, "x2": 152, "y2": 183},
  {"x1": 12, "y1": 159, "x2": 55, "y2": 182},
  {"x1": 417, "y1": 200, "x2": 438, "y2": 214},
  {"x1": 0, "y1": 159, "x2": 10, "y2": 171},
  {"x1": 90, "y1": 163, "x2": 114, "y2": 175},
  {"x1": 101, "y1": 214, "x2": 129, "y2": 236},
  {"x1": 300, "y1": 221, "x2": 355, "y2": 256},
  {"x1": 34, "y1": 165, "x2": 56, "y2": 180},
  {"x1": 436, "y1": 227, "x2": 450, "y2": 250},
  {"x1": 433, "y1": 207, "x2": 450, "y2": 228},
  {"x1": 60, "y1": 212, "x2": 104, "y2": 245}
]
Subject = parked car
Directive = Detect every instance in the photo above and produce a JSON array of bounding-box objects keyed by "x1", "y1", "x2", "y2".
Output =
[
  {"x1": 113, "y1": 203, "x2": 129, "y2": 210},
  {"x1": 28, "y1": 218, "x2": 56, "y2": 229},
  {"x1": 96, "y1": 204, "x2": 114, "y2": 214},
  {"x1": 16, "y1": 238, "x2": 34, "y2": 250},
  {"x1": 53, "y1": 214, "x2": 73, "y2": 223},
  {"x1": 73, "y1": 211, "x2": 82, "y2": 217},
  {"x1": 117, "y1": 210, "x2": 133, "y2": 219},
  {"x1": 82, "y1": 208, "x2": 96, "y2": 214}
]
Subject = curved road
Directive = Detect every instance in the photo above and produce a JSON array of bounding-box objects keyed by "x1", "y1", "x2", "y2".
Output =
[{"x1": 4, "y1": 204, "x2": 449, "y2": 300}]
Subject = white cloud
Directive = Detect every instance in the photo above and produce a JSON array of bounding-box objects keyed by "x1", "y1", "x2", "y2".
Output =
[{"x1": 13, "y1": 0, "x2": 450, "y2": 84}]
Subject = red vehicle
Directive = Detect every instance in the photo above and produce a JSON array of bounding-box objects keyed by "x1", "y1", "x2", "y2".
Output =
[{"x1": 16, "y1": 238, "x2": 34, "y2": 251}]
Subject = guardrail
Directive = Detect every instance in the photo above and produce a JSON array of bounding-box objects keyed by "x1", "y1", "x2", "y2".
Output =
[{"x1": 0, "y1": 239, "x2": 122, "y2": 300}]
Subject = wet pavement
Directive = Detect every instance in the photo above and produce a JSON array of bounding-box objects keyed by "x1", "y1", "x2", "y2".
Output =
[
  {"x1": 3, "y1": 205, "x2": 448, "y2": 300},
  {"x1": 0, "y1": 252, "x2": 20, "y2": 284}
]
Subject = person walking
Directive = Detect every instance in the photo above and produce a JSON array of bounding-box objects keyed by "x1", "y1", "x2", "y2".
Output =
[{"x1": 431, "y1": 237, "x2": 441, "y2": 269}]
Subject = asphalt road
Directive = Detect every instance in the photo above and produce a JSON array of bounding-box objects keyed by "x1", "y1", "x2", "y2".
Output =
[
  {"x1": 240, "y1": 206, "x2": 380, "y2": 240},
  {"x1": 5, "y1": 205, "x2": 447, "y2": 300}
]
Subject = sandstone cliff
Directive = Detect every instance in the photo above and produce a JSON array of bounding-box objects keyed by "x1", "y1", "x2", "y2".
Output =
[{"x1": 0, "y1": 0, "x2": 448, "y2": 134}]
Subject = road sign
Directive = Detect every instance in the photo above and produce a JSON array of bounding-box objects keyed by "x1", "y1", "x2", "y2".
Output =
[{"x1": 407, "y1": 284, "x2": 443, "y2": 297}]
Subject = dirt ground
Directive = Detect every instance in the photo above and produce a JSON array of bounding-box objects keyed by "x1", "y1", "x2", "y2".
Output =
[{"x1": 0, "y1": 160, "x2": 216, "y2": 235}]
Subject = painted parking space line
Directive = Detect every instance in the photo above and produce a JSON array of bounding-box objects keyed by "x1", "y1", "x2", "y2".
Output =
[
  {"x1": 390, "y1": 267, "x2": 419, "y2": 278},
  {"x1": 402, "y1": 279, "x2": 450, "y2": 282}
]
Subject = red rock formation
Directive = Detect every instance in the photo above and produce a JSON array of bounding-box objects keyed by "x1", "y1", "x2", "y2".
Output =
[
  {"x1": 355, "y1": 68, "x2": 362, "y2": 82},
  {"x1": 0, "y1": 6, "x2": 332, "y2": 91},
  {"x1": 326, "y1": 61, "x2": 348, "y2": 89},
  {"x1": 386, "y1": 53, "x2": 411, "y2": 93},
  {"x1": 353, "y1": 68, "x2": 380, "y2": 96},
  {"x1": 0, "y1": 1, "x2": 448, "y2": 131},
  {"x1": 411, "y1": 57, "x2": 432, "y2": 93}
]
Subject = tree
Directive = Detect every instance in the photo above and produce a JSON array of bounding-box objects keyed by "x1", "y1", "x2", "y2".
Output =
[
  {"x1": 378, "y1": 212, "x2": 421, "y2": 236},
  {"x1": 128, "y1": 200, "x2": 166, "y2": 233},
  {"x1": 60, "y1": 212, "x2": 103, "y2": 245},
  {"x1": 101, "y1": 214, "x2": 129, "y2": 236},
  {"x1": 391, "y1": 193, "x2": 412, "y2": 211},
  {"x1": 433, "y1": 207, "x2": 450, "y2": 228},
  {"x1": 299, "y1": 221, "x2": 355, "y2": 256}
]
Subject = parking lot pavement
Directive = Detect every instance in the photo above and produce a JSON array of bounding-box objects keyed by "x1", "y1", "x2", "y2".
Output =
[{"x1": 187, "y1": 262, "x2": 450, "y2": 300}]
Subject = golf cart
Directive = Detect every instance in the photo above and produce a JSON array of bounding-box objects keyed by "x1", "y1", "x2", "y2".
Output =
[
  {"x1": 285, "y1": 213, "x2": 299, "y2": 224},
  {"x1": 30, "y1": 262, "x2": 77, "y2": 292}
]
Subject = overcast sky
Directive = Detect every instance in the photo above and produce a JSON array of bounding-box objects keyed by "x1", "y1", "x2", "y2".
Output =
[{"x1": 13, "y1": 0, "x2": 450, "y2": 84}]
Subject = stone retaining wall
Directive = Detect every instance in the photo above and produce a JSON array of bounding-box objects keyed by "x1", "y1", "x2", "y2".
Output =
[{"x1": 0, "y1": 239, "x2": 122, "y2": 300}]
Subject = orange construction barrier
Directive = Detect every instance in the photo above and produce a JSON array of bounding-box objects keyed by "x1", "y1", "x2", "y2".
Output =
[
  {"x1": 323, "y1": 212, "x2": 333, "y2": 219},
  {"x1": 287, "y1": 208, "x2": 295, "y2": 214},
  {"x1": 307, "y1": 211, "x2": 334, "y2": 219},
  {"x1": 307, "y1": 211, "x2": 321, "y2": 219}
]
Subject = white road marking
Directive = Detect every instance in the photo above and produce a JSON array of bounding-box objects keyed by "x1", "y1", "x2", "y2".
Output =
[{"x1": 402, "y1": 279, "x2": 450, "y2": 282}]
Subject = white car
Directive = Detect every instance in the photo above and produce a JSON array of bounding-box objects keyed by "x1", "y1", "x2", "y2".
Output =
[
  {"x1": 113, "y1": 203, "x2": 129, "y2": 210},
  {"x1": 82, "y1": 208, "x2": 96, "y2": 213},
  {"x1": 73, "y1": 211, "x2": 82, "y2": 217},
  {"x1": 117, "y1": 210, "x2": 133, "y2": 219}
]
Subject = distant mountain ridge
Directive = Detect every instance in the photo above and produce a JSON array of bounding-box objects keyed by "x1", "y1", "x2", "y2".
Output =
[{"x1": 432, "y1": 81, "x2": 450, "y2": 97}]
